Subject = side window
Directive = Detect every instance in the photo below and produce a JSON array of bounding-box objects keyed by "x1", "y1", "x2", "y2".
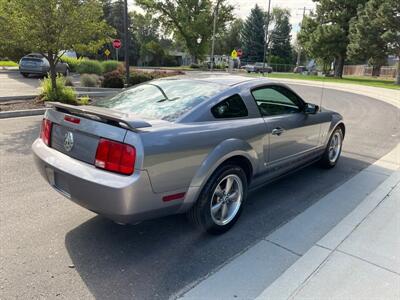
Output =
[
  {"x1": 251, "y1": 86, "x2": 302, "y2": 117},
  {"x1": 211, "y1": 94, "x2": 248, "y2": 119}
]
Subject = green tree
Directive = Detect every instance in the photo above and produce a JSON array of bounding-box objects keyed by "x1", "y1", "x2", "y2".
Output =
[
  {"x1": 379, "y1": 0, "x2": 400, "y2": 84},
  {"x1": 298, "y1": 14, "x2": 347, "y2": 74},
  {"x1": 241, "y1": 4, "x2": 265, "y2": 62},
  {"x1": 347, "y1": 0, "x2": 400, "y2": 84},
  {"x1": 101, "y1": 0, "x2": 140, "y2": 64},
  {"x1": 270, "y1": 8, "x2": 292, "y2": 64},
  {"x1": 3, "y1": 0, "x2": 113, "y2": 91},
  {"x1": 347, "y1": 0, "x2": 388, "y2": 76},
  {"x1": 140, "y1": 41, "x2": 165, "y2": 66},
  {"x1": 214, "y1": 19, "x2": 243, "y2": 55},
  {"x1": 299, "y1": 0, "x2": 368, "y2": 77},
  {"x1": 136, "y1": 0, "x2": 234, "y2": 62}
]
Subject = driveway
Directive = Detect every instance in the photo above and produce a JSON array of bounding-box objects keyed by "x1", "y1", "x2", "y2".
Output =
[
  {"x1": 0, "y1": 84, "x2": 399, "y2": 299},
  {"x1": 0, "y1": 71, "x2": 41, "y2": 97}
]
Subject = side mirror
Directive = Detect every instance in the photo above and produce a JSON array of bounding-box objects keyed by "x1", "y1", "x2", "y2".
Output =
[{"x1": 304, "y1": 103, "x2": 319, "y2": 114}]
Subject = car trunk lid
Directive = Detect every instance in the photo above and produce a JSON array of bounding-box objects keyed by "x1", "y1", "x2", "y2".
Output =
[{"x1": 44, "y1": 102, "x2": 152, "y2": 166}]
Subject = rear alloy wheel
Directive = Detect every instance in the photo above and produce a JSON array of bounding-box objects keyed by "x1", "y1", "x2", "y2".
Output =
[
  {"x1": 320, "y1": 128, "x2": 343, "y2": 168},
  {"x1": 187, "y1": 165, "x2": 247, "y2": 234}
]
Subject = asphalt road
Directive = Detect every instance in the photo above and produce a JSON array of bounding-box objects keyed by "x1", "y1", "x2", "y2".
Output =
[{"x1": 1, "y1": 84, "x2": 399, "y2": 299}]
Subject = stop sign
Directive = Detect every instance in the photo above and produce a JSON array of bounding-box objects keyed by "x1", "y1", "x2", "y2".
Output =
[{"x1": 113, "y1": 39, "x2": 121, "y2": 49}]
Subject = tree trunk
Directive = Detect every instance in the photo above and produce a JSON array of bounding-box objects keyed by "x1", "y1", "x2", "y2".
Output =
[
  {"x1": 396, "y1": 59, "x2": 400, "y2": 85},
  {"x1": 47, "y1": 53, "x2": 57, "y2": 92},
  {"x1": 334, "y1": 55, "x2": 344, "y2": 78},
  {"x1": 372, "y1": 65, "x2": 381, "y2": 77}
]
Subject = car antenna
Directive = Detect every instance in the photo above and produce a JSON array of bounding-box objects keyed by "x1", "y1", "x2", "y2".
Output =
[{"x1": 319, "y1": 75, "x2": 325, "y2": 108}]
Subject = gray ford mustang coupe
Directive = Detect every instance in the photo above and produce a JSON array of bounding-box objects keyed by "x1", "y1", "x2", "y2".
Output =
[{"x1": 32, "y1": 75, "x2": 345, "y2": 234}]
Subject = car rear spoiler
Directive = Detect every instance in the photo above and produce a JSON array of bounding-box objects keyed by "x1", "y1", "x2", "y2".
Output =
[{"x1": 45, "y1": 102, "x2": 152, "y2": 130}]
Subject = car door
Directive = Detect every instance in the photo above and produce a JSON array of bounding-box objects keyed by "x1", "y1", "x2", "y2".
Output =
[{"x1": 251, "y1": 85, "x2": 321, "y2": 173}]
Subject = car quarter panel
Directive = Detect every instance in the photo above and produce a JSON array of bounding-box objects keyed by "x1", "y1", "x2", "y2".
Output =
[{"x1": 139, "y1": 118, "x2": 267, "y2": 193}]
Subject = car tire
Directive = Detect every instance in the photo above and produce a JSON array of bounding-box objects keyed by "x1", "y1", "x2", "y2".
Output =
[
  {"x1": 21, "y1": 73, "x2": 29, "y2": 78},
  {"x1": 247, "y1": 71, "x2": 251, "y2": 73},
  {"x1": 320, "y1": 127, "x2": 344, "y2": 168},
  {"x1": 187, "y1": 164, "x2": 248, "y2": 234}
]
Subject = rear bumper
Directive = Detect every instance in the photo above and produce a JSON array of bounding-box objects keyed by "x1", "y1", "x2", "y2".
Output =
[
  {"x1": 19, "y1": 66, "x2": 47, "y2": 74},
  {"x1": 32, "y1": 138, "x2": 182, "y2": 223}
]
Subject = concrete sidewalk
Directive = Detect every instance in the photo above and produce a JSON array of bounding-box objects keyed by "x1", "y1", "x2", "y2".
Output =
[
  {"x1": 179, "y1": 144, "x2": 400, "y2": 300},
  {"x1": 257, "y1": 171, "x2": 400, "y2": 300}
]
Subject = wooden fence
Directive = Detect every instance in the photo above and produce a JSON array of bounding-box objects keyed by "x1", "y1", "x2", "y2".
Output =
[{"x1": 343, "y1": 65, "x2": 397, "y2": 78}]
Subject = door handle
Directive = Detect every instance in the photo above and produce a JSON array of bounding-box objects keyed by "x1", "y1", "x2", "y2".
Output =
[{"x1": 272, "y1": 127, "x2": 285, "y2": 136}]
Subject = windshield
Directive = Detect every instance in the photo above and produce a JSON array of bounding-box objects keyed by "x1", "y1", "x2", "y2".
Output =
[{"x1": 94, "y1": 79, "x2": 226, "y2": 121}]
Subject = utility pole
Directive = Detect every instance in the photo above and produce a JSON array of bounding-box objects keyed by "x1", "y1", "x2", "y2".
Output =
[
  {"x1": 262, "y1": 0, "x2": 272, "y2": 76},
  {"x1": 210, "y1": 0, "x2": 221, "y2": 71},
  {"x1": 123, "y1": 0, "x2": 130, "y2": 85},
  {"x1": 296, "y1": 7, "x2": 312, "y2": 67}
]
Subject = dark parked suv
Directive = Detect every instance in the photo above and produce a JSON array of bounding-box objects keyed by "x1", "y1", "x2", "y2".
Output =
[{"x1": 19, "y1": 53, "x2": 69, "y2": 77}]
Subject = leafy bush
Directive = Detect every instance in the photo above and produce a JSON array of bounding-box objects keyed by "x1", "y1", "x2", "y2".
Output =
[
  {"x1": 77, "y1": 60, "x2": 103, "y2": 75},
  {"x1": 129, "y1": 72, "x2": 154, "y2": 85},
  {"x1": 127, "y1": 70, "x2": 184, "y2": 86},
  {"x1": 190, "y1": 63, "x2": 200, "y2": 69},
  {"x1": 77, "y1": 96, "x2": 90, "y2": 105},
  {"x1": 0, "y1": 60, "x2": 18, "y2": 67},
  {"x1": 40, "y1": 74, "x2": 77, "y2": 104},
  {"x1": 80, "y1": 73, "x2": 99, "y2": 87},
  {"x1": 162, "y1": 55, "x2": 179, "y2": 67},
  {"x1": 102, "y1": 70, "x2": 124, "y2": 88},
  {"x1": 102, "y1": 60, "x2": 121, "y2": 73},
  {"x1": 60, "y1": 56, "x2": 82, "y2": 72},
  {"x1": 64, "y1": 76, "x2": 74, "y2": 86}
]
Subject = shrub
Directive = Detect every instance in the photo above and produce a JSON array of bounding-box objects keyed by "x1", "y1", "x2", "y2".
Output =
[
  {"x1": 60, "y1": 56, "x2": 82, "y2": 72},
  {"x1": 102, "y1": 60, "x2": 121, "y2": 73},
  {"x1": 129, "y1": 71, "x2": 154, "y2": 85},
  {"x1": 77, "y1": 60, "x2": 103, "y2": 75},
  {"x1": 102, "y1": 70, "x2": 124, "y2": 88},
  {"x1": 77, "y1": 96, "x2": 90, "y2": 105},
  {"x1": 80, "y1": 73, "x2": 99, "y2": 87},
  {"x1": 190, "y1": 63, "x2": 200, "y2": 69},
  {"x1": 0, "y1": 60, "x2": 18, "y2": 67},
  {"x1": 40, "y1": 74, "x2": 77, "y2": 104},
  {"x1": 64, "y1": 76, "x2": 74, "y2": 86}
]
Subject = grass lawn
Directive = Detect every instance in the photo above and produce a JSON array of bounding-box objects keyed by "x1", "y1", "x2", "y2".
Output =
[
  {"x1": 0, "y1": 60, "x2": 18, "y2": 67},
  {"x1": 248, "y1": 72, "x2": 400, "y2": 90}
]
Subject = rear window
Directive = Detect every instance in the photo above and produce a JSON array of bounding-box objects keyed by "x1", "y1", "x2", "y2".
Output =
[{"x1": 94, "y1": 80, "x2": 225, "y2": 121}]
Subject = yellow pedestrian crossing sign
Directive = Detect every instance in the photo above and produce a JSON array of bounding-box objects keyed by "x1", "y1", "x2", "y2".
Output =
[
  {"x1": 231, "y1": 49, "x2": 237, "y2": 59},
  {"x1": 104, "y1": 49, "x2": 111, "y2": 57}
]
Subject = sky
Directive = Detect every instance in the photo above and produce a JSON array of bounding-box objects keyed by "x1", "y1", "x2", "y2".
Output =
[
  {"x1": 227, "y1": 0, "x2": 315, "y2": 35},
  {"x1": 129, "y1": 0, "x2": 316, "y2": 37}
]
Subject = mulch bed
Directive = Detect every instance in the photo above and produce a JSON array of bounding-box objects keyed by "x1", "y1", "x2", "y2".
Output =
[{"x1": 0, "y1": 98, "x2": 45, "y2": 111}]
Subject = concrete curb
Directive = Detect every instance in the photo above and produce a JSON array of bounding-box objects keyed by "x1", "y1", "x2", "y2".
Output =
[
  {"x1": 0, "y1": 95, "x2": 37, "y2": 102},
  {"x1": 0, "y1": 108, "x2": 46, "y2": 119}
]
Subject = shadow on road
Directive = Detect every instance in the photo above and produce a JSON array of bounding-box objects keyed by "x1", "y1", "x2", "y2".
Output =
[{"x1": 64, "y1": 155, "x2": 379, "y2": 300}]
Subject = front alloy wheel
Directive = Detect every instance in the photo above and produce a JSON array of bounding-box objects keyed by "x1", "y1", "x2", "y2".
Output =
[{"x1": 320, "y1": 127, "x2": 343, "y2": 168}]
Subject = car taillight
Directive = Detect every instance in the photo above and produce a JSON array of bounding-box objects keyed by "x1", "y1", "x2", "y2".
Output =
[
  {"x1": 95, "y1": 138, "x2": 136, "y2": 175},
  {"x1": 40, "y1": 118, "x2": 52, "y2": 146}
]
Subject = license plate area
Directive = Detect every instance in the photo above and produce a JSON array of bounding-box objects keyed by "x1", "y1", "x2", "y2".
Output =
[{"x1": 46, "y1": 167, "x2": 71, "y2": 198}]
